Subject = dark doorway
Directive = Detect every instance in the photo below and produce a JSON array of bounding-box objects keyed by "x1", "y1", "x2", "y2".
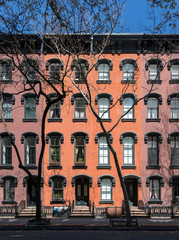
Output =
[
  {"x1": 27, "y1": 179, "x2": 36, "y2": 206},
  {"x1": 173, "y1": 178, "x2": 179, "y2": 204},
  {"x1": 124, "y1": 178, "x2": 138, "y2": 206},
  {"x1": 75, "y1": 178, "x2": 89, "y2": 206}
]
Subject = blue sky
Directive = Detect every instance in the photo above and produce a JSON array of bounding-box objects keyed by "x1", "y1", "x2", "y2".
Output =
[{"x1": 123, "y1": 0, "x2": 151, "y2": 33}]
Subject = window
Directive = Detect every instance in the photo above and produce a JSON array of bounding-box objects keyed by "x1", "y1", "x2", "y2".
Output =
[
  {"x1": 99, "y1": 136, "x2": 109, "y2": 166},
  {"x1": 123, "y1": 63, "x2": 134, "y2": 81},
  {"x1": 4, "y1": 178, "x2": 15, "y2": 201},
  {"x1": 149, "y1": 179, "x2": 160, "y2": 201},
  {"x1": 98, "y1": 63, "x2": 109, "y2": 81},
  {"x1": 25, "y1": 136, "x2": 36, "y2": 166},
  {"x1": 1, "y1": 136, "x2": 12, "y2": 166},
  {"x1": 171, "y1": 64, "x2": 179, "y2": 80},
  {"x1": 171, "y1": 98, "x2": 179, "y2": 119},
  {"x1": 75, "y1": 136, "x2": 85, "y2": 165},
  {"x1": 25, "y1": 97, "x2": 36, "y2": 119},
  {"x1": 98, "y1": 98, "x2": 109, "y2": 119},
  {"x1": 52, "y1": 177, "x2": 63, "y2": 201},
  {"x1": 49, "y1": 101, "x2": 61, "y2": 119},
  {"x1": 123, "y1": 97, "x2": 134, "y2": 119},
  {"x1": 148, "y1": 136, "x2": 158, "y2": 166},
  {"x1": 0, "y1": 61, "x2": 12, "y2": 82},
  {"x1": 75, "y1": 63, "x2": 86, "y2": 81},
  {"x1": 49, "y1": 136, "x2": 60, "y2": 165},
  {"x1": 49, "y1": 62, "x2": 60, "y2": 82},
  {"x1": 123, "y1": 136, "x2": 134, "y2": 166},
  {"x1": 145, "y1": 59, "x2": 163, "y2": 84},
  {"x1": 75, "y1": 97, "x2": 86, "y2": 119},
  {"x1": 1, "y1": 95, "x2": 12, "y2": 119},
  {"x1": 147, "y1": 98, "x2": 158, "y2": 119},
  {"x1": 23, "y1": 60, "x2": 38, "y2": 82},
  {"x1": 171, "y1": 135, "x2": 179, "y2": 166},
  {"x1": 101, "y1": 178, "x2": 112, "y2": 201}
]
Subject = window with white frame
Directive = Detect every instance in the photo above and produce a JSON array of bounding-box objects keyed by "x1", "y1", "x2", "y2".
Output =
[
  {"x1": 25, "y1": 97, "x2": 36, "y2": 119},
  {"x1": 171, "y1": 64, "x2": 179, "y2": 80},
  {"x1": 123, "y1": 97, "x2": 134, "y2": 119},
  {"x1": 149, "y1": 179, "x2": 160, "y2": 200},
  {"x1": 74, "y1": 97, "x2": 86, "y2": 119},
  {"x1": 1, "y1": 135, "x2": 12, "y2": 166},
  {"x1": 147, "y1": 98, "x2": 158, "y2": 119},
  {"x1": 98, "y1": 63, "x2": 109, "y2": 81},
  {"x1": 49, "y1": 101, "x2": 61, "y2": 119},
  {"x1": 49, "y1": 136, "x2": 60, "y2": 165},
  {"x1": 99, "y1": 136, "x2": 109, "y2": 165},
  {"x1": 2, "y1": 96, "x2": 12, "y2": 119},
  {"x1": 0, "y1": 62, "x2": 12, "y2": 82},
  {"x1": 171, "y1": 98, "x2": 179, "y2": 119},
  {"x1": 149, "y1": 64, "x2": 159, "y2": 80},
  {"x1": 98, "y1": 97, "x2": 109, "y2": 119},
  {"x1": 25, "y1": 136, "x2": 36, "y2": 165},
  {"x1": 49, "y1": 62, "x2": 61, "y2": 81},
  {"x1": 123, "y1": 136, "x2": 134, "y2": 165},
  {"x1": 101, "y1": 178, "x2": 112, "y2": 201},
  {"x1": 123, "y1": 63, "x2": 134, "y2": 81}
]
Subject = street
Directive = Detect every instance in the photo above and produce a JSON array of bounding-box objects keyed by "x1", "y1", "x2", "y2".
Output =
[{"x1": 0, "y1": 230, "x2": 179, "y2": 240}]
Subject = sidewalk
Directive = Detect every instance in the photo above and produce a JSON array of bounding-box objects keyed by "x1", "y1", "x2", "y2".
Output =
[{"x1": 0, "y1": 216, "x2": 179, "y2": 230}]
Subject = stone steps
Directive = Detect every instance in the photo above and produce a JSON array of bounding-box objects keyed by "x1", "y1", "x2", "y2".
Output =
[
  {"x1": 18, "y1": 206, "x2": 36, "y2": 217},
  {"x1": 70, "y1": 206, "x2": 93, "y2": 217},
  {"x1": 130, "y1": 206, "x2": 148, "y2": 217}
]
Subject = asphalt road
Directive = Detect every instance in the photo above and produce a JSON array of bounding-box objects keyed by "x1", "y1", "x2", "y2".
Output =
[{"x1": 0, "y1": 230, "x2": 179, "y2": 240}]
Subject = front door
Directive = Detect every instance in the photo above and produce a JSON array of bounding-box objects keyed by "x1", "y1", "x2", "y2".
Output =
[
  {"x1": 75, "y1": 178, "x2": 89, "y2": 206},
  {"x1": 124, "y1": 179, "x2": 138, "y2": 206},
  {"x1": 173, "y1": 179, "x2": 179, "y2": 204},
  {"x1": 27, "y1": 179, "x2": 36, "y2": 206}
]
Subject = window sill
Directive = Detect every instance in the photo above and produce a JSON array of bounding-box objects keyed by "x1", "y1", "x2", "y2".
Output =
[
  {"x1": 97, "y1": 119, "x2": 111, "y2": 123},
  {"x1": 121, "y1": 80, "x2": 136, "y2": 84},
  {"x1": 169, "y1": 119, "x2": 179, "y2": 122},
  {"x1": 48, "y1": 118, "x2": 62, "y2": 123},
  {"x1": 50, "y1": 200, "x2": 65, "y2": 205},
  {"x1": 99, "y1": 200, "x2": 114, "y2": 205},
  {"x1": 0, "y1": 166, "x2": 14, "y2": 170},
  {"x1": 73, "y1": 118, "x2": 87, "y2": 123},
  {"x1": 169, "y1": 80, "x2": 179, "y2": 84},
  {"x1": 97, "y1": 166, "x2": 111, "y2": 170},
  {"x1": 74, "y1": 80, "x2": 86, "y2": 84},
  {"x1": 146, "y1": 165, "x2": 161, "y2": 170},
  {"x1": 121, "y1": 119, "x2": 136, "y2": 123},
  {"x1": 47, "y1": 165, "x2": 62, "y2": 170},
  {"x1": 23, "y1": 118, "x2": 37, "y2": 123},
  {"x1": 146, "y1": 118, "x2": 160, "y2": 123},
  {"x1": 148, "y1": 200, "x2": 162, "y2": 205},
  {"x1": 122, "y1": 165, "x2": 136, "y2": 170},
  {"x1": 25, "y1": 166, "x2": 37, "y2": 169},
  {"x1": 96, "y1": 80, "x2": 111, "y2": 84},
  {"x1": 0, "y1": 80, "x2": 13, "y2": 84},
  {"x1": 72, "y1": 165, "x2": 87, "y2": 169},
  {"x1": 0, "y1": 118, "x2": 14, "y2": 123},
  {"x1": 147, "y1": 80, "x2": 162, "y2": 84},
  {"x1": 2, "y1": 201, "x2": 17, "y2": 205},
  {"x1": 170, "y1": 165, "x2": 179, "y2": 169}
]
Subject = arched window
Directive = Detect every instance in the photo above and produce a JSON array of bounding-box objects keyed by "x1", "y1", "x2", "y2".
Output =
[
  {"x1": 48, "y1": 175, "x2": 66, "y2": 204},
  {"x1": 1, "y1": 175, "x2": 18, "y2": 203},
  {"x1": 167, "y1": 59, "x2": 179, "y2": 84},
  {"x1": 0, "y1": 59, "x2": 13, "y2": 82},
  {"x1": 145, "y1": 59, "x2": 163, "y2": 84},
  {"x1": 46, "y1": 58, "x2": 64, "y2": 83},
  {"x1": 0, "y1": 132, "x2": 14, "y2": 168},
  {"x1": 0, "y1": 93, "x2": 15, "y2": 122},
  {"x1": 120, "y1": 132, "x2": 137, "y2": 169},
  {"x1": 144, "y1": 93, "x2": 162, "y2": 122},
  {"x1": 95, "y1": 93, "x2": 113, "y2": 122},
  {"x1": 21, "y1": 93, "x2": 38, "y2": 122},
  {"x1": 71, "y1": 93, "x2": 88, "y2": 122},
  {"x1": 146, "y1": 175, "x2": 164, "y2": 204},
  {"x1": 168, "y1": 132, "x2": 179, "y2": 168},
  {"x1": 145, "y1": 132, "x2": 162, "y2": 169},
  {"x1": 71, "y1": 59, "x2": 89, "y2": 83},
  {"x1": 22, "y1": 59, "x2": 39, "y2": 83},
  {"x1": 120, "y1": 59, "x2": 138, "y2": 84},
  {"x1": 71, "y1": 132, "x2": 89, "y2": 168},
  {"x1": 167, "y1": 93, "x2": 179, "y2": 122},
  {"x1": 95, "y1": 59, "x2": 113, "y2": 84},
  {"x1": 98, "y1": 175, "x2": 115, "y2": 204}
]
